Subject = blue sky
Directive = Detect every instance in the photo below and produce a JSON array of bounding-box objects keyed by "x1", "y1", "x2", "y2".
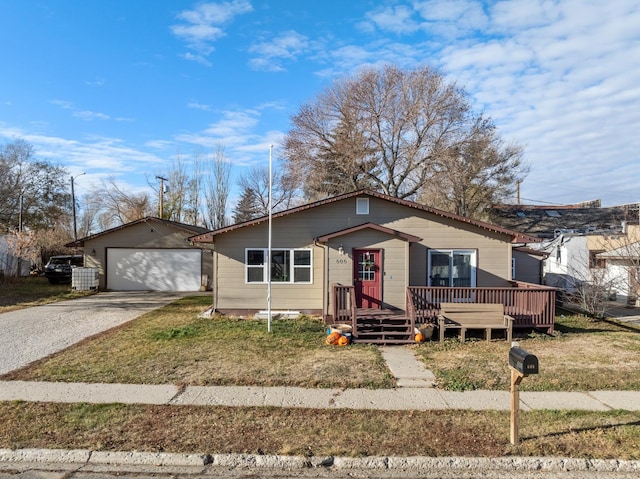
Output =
[{"x1": 1, "y1": 0, "x2": 639, "y2": 210}]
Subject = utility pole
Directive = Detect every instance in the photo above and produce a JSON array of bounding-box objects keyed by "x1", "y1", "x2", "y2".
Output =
[
  {"x1": 156, "y1": 176, "x2": 168, "y2": 218},
  {"x1": 71, "y1": 173, "x2": 85, "y2": 242}
]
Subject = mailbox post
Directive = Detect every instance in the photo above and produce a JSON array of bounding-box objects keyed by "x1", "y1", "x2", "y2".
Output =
[{"x1": 508, "y1": 345, "x2": 539, "y2": 445}]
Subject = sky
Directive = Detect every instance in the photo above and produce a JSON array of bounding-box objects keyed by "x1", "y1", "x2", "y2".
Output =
[{"x1": 1, "y1": 0, "x2": 640, "y2": 212}]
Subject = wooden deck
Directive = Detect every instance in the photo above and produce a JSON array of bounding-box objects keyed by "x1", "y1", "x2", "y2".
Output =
[{"x1": 330, "y1": 282, "x2": 557, "y2": 344}]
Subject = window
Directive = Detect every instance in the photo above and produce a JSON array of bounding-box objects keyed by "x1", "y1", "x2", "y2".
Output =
[
  {"x1": 356, "y1": 197, "x2": 369, "y2": 215},
  {"x1": 245, "y1": 248, "x2": 312, "y2": 283},
  {"x1": 589, "y1": 250, "x2": 606, "y2": 269},
  {"x1": 428, "y1": 250, "x2": 476, "y2": 287}
]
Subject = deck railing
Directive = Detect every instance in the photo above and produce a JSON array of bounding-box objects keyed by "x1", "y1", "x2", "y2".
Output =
[
  {"x1": 332, "y1": 283, "x2": 357, "y2": 331},
  {"x1": 407, "y1": 282, "x2": 556, "y2": 332}
]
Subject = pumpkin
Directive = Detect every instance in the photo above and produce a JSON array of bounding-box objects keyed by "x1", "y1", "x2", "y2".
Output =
[
  {"x1": 415, "y1": 332, "x2": 425, "y2": 343},
  {"x1": 325, "y1": 331, "x2": 341, "y2": 345},
  {"x1": 337, "y1": 335, "x2": 350, "y2": 346}
]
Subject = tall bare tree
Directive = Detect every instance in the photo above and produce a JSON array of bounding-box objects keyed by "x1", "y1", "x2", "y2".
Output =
[
  {"x1": 159, "y1": 156, "x2": 192, "y2": 222},
  {"x1": 419, "y1": 117, "x2": 527, "y2": 219},
  {"x1": 89, "y1": 178, "x2": 154, "y2": 227},
  {"x1": 283, "y1": 64, "x2": 527, "y2": 217},
  {"x1": 203, "y1": 145, "x2": 232, "y2": 230},
  {"x1": 0, "y1": 138, "x2": 70, "y2": 232},
  {"x1": 235, "y1": 164, "x2": 299, "y2": 221}
]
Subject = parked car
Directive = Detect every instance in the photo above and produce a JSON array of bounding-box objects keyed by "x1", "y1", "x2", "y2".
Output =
[{"x1": 44, "y1": 255, "x2": 84, "y2": 284}]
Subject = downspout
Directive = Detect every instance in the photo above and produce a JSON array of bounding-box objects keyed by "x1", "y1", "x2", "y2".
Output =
[
  {"x1": 315, "y1": 240, "x2": 330, "y2": 321},
  {"x1": 212, "y1": 243, "x2": 218, "y2": 311}
]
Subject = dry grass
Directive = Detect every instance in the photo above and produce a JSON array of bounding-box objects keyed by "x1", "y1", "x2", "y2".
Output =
[
  {"x1": 2, "y1": 296, "x2": 395, "y2": 389},
  {"x1": 2, "y1": 294, "x2": 640, "y2": 459},
  {"x1": 413, "y1": 314, "x2": 640, "y2": 391},
  {"x1": 0, "y1": 402, "x2": 638, "y2": 459},
  {"x1": 0, "y1": 276, "x2": 93, "y2": 313}
]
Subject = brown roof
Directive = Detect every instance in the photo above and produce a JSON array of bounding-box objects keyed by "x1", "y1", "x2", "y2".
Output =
[
  {"x1": 315, "y1": 222, "x2": 422, "y2": 243},
  {"x1": 488, "y1": 202, "x2": 639, "y2": 239},
  {"x1": 66, "y1": 217, "x2": 209, "y2": 248},
  {"x1": 190, "y1": 190, "x2": 540, "y2": 244}
]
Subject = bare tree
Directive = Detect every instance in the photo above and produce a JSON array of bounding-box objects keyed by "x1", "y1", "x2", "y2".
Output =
[
  {"x1": 235, "y1": 164, "x2": 299, "y2": 220},
  {"x1": 419, "y1": 117, "x2": 527, "y2": 219},
  {"x1": 160, "y1": 156, "x2": 192, "y2": 222},
  {"x1": 283, "y1": 64, "x2": 526, "y2": 216},
  {"x1": 559, "y1": 221, "x2": 640, "y2": 319},
  {"x1": 203, "y1": 145, "x2": 232, "y2": 230},
  {"x1": 0, "y1": 139, "x2": 70, "y2": 232},
  {"x1": 89, "y1": 178, "x2": 154, "y2": 227}
]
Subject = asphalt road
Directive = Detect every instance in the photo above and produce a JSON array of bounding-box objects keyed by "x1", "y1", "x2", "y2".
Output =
[{"x1": 0, "y1": 291, "x2": 196, "y2": 375}]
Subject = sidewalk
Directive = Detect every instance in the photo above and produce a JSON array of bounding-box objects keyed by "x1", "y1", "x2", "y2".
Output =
[{"x1": 1, "y1": 345, "x2": 639, "y2": 411}]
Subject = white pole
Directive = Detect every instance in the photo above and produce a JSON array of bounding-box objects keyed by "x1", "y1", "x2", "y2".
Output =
[{"x1": 267, "y1": 144, "x2": 273, "y2": 333}]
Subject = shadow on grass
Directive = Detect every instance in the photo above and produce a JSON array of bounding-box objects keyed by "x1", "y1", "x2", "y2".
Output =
[{"x1": 523, "y1": 420, "x2": 640, "y2": 441}]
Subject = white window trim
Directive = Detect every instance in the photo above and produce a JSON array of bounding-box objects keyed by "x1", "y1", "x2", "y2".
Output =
[
  {"x1": 356, "y1": 197, "x2": 369, "y2": 215},
  {"x1": 427, "y1": 249, "x2": 477, "y2": 287},
  {"x1": 245, "y1": 248, "x2": 313, "y2": 284}
]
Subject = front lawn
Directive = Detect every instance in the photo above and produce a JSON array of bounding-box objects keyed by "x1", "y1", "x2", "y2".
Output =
[
  {"x1": 2, "y1": 296, "x2": 395, "y2": 389},
  {"x1": 413, "y1": 313, "x2": 640, "y2": 391}
]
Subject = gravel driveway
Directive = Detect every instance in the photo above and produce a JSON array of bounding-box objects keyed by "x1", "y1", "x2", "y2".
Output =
[{"x1": 0, "y1": 292, "x2": 197, "y2": 375}]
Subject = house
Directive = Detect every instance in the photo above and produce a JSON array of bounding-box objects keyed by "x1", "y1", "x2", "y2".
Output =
[
  {"x1": 489, "y1": 200, "x2": 640, "y2": 306},
  {"x1": 592, "y1": 224, "x2": 640, "y2": 305},
  {"x1": 191, "y1": 190, "x2": 554, "y2": 340},
  {"x1": 66, "y1": 217, "x2": 212, "y2": 292},
  {"x1": 0, "y1": 234, "x2": 32, "y2": 277}
]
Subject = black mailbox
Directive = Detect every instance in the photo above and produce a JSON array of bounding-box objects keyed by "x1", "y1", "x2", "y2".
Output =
[{"x1": 509, "y1": 347, "x2": 539, "y2": 375}]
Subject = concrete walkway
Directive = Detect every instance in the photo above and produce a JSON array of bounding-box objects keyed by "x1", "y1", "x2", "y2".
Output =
[
  {"x1": 1, "y1": 323, "x2": 639, "y2": 412},
  {"x1": 1, "y1": 378, "x2": 639, "y2": 411}
]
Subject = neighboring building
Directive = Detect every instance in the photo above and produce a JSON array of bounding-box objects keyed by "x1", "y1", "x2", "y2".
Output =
[
  {"x1": 490, "y1": 201, "x2": 640, "y2": 305},
  {"x1": 512, "y1": 246, "x2": 547, "y2": 285},
  {"x1": 66, "y1": 217, "x2": 212, "y2": 291},
  {"x1": 0, "y1": 234, "x2": 31, "y2": 277},
  {"x1": 191, "y1": 190, "x2": 540, "y2": 319}
]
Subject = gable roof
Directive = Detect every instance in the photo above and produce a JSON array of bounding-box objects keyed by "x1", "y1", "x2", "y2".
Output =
[
  {"x1": 315, "y1": 222, "x2": 422, "y2": 243},
  {"x1": 488, "y1": 202, "x2": 639, "y2": 239},
  {"x1": 66, "y1": 217, "x2": 209, "y2": 248},
  {"x1": 190, "y1": 190, "x2": 540, "y2": 244}
]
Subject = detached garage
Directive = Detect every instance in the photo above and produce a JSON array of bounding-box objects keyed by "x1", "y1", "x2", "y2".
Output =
[{"x1": 67, "y1": 217, "x2": 212, "y2": 292}]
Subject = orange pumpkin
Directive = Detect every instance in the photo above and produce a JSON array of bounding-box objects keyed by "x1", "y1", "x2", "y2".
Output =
[
  {"x1": 415, "y1": 332, "x2": 425, "y2": 343},
  {"x1": 337, "y1": 335, "x2": 350, "y2": 346},
  {"x1": 325, "y1": 331, "x2": 341, "y2": 345}
]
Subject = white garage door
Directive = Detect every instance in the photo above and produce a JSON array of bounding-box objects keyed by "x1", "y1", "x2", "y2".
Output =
[{"x1": 107, "y1": 248, "x2": 201, "y2": 291}]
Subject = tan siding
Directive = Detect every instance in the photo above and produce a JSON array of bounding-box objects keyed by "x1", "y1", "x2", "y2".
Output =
[
  {"x1": 213, "y1": 225, "x2": 324, "y2": 311},
  {"x1": 213, "y1": 195, "x2": 514, "y2": 313}
]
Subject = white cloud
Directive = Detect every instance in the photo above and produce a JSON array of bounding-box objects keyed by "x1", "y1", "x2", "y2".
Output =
[
  {"x1": 73, "y1": 110, "x2": 110, "y2": 121},
  {"x1": 187, "y1": 101, "x2": 214, "y2": 111},
  {"x1": 171, "y1": 0, "x2": 253, "y2": 63},
  {"x1": 0, "y1": 125, "x2": 166, "y2": 177},
  {"x1": 248, "y1": 30, "x2": 310, "y2": 71},
  {"x1": 51, "y1": 100, "x2": 121, "y2": 122},
  {"x1": 174, "y1": 107, "x2": 285, "y2": 167},
  {"x1": 363, "y1": 4, "x2": 420, "y2": 34}
]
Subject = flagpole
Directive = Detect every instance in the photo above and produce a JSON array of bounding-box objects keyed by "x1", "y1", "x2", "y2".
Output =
[{"x1": 267, "y1": 144, "x2": 273, "y2": 333}]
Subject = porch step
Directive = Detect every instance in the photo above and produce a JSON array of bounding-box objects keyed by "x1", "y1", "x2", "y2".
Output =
[{"x1": 354, "y1": 313, "x2": 415, "y2": 345}]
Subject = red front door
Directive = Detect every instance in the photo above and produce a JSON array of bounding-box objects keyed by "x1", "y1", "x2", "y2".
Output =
[{"x1": 353, "y1": 249, "x2": 382, "y2": 308}]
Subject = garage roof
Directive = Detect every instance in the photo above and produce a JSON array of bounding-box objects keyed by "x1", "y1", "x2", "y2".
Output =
[{"x1": 65, "y1": 217, "x2": 209, "y2": 248}]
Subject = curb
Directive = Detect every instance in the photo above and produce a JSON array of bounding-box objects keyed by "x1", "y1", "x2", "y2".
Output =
[{"x1": 1, "y1": 448, "x2": 639, "y2": 473}]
